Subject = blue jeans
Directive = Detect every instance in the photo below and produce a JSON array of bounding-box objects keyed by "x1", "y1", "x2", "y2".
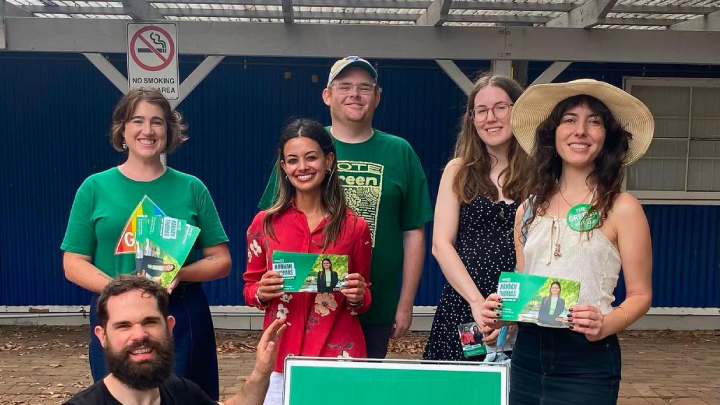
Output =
[
  {"x1": 89, "y1": 282, "x2": 220, "y2": 400},
  {"x1": 510, "y1": 323, "x2": 621, "y2": 405}
]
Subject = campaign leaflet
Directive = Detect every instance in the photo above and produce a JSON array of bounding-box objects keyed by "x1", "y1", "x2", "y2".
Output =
[
  {"x1": 457, "y1": 322, "x2": 488, "y2": 357},
  {"x1": 271, "y1": 251, "x2": 349, "y2": 293},
  {"x1": 497, "y1": 272, "x2": 580, "y2": 328},
  {"x1": 134, "y1": 215, "x2": 200, "y2": 288}
]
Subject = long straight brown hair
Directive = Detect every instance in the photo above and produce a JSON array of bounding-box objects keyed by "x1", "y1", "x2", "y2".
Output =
[
  {"x1": 452, "y1": 73, "x2": 528, "y2": 204},
  {"x1": 263, "y1": 119, "x2": 347, "y2": 248}
]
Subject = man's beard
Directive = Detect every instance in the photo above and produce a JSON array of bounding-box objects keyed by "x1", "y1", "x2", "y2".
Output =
[{"x1": 105, "y1": 335, "x2": 174, "y2": 391}]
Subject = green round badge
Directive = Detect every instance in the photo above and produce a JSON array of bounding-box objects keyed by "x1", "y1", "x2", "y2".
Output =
[{"x1": 566, "y1": 203, "x2": 599, "y2": 231}]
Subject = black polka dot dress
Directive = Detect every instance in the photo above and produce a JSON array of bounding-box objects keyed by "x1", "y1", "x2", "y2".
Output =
[{"x1": 423, "y1": 197, "x2": 519, "y2": 361}]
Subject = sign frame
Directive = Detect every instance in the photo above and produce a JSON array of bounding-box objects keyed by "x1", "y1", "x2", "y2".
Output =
[
  {"x1": 127, "y1": 23, "x2": 179, "y2": 100},
  {"x1": 283, "y1": 356, "x2": 508, "y2": 405}
]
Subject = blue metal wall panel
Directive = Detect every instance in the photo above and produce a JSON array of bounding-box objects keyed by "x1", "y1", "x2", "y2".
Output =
[
  {"x1": 0, "y1": 53, "x2": 124, "y2": 306},
  {"x1": 1, "y1": 53, "x2": 718, "y2": 309},
  {"x1": 168, "y1": 57, "x2": 473, "y2": 306},
  {"x1": 612, "y1": 205, "x2": 720, "y2": 307},
  {"x1": 648, "y1": 205, "x2": 718, "y2": 307}
]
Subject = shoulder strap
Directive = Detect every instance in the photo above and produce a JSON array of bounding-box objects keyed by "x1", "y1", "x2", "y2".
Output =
[{"x1": 520, "y1": 196, "x2": 535, "y2": 243}]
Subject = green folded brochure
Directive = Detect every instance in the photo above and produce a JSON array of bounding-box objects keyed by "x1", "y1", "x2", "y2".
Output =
[
  {"x1": 134, "y1": 215, "x2": 201, "y2": 288},
  {"x1": 497, "y1": 272, "x2": 580, "y2": 328},
  {"x1": 271, "y1": 251, "x2": 349, "y2": 293}
]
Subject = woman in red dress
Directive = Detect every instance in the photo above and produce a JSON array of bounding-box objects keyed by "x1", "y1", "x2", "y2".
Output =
[{"x1": 243, "y1": 118, "x2": 372, "y2": 405}]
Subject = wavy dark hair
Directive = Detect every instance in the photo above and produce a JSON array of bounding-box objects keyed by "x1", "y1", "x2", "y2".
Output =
[
  {"x1": 263, "y1": 119, "x2": 348, "y2": 248},
  {"x1": 452, "y1": 73, "x2": 528, "y2": 203},
  {"x1": 522, "y1": 95, "x2": 631, "y2": 234}
]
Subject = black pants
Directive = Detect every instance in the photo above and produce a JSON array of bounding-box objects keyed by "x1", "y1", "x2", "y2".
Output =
[
  {"x1": 510, "y1": 323, "x2": 621, "y2": 405},
  {"x1": 361, "y1": 324, "x2": 393, "y2": 359}
]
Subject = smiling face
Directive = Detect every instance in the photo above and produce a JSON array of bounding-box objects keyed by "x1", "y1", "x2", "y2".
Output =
[
  {"x1": 555, "y1": 103, "x2": 607, "y2": 169},
  {"x1": 122, "y1": 100, "x2": 168, "y2": 162},
  {"x1": 322, "y1": 67, "x2": 380, "y2": 126},
  {"x1": 280, "y1": 137, "x2": 335, "y2": 195},
  {"x1": 322, "y1": 259, "x2": 332, "y2": 270},
  {"x1": 472, "y1": 85, "x2": 515, "y2": 149},
  {"x1": 95, "y1": 289, "x2": 175, "y2": 390},
  {"x1": 550, "y1": 283, "x2": 561, "y2": 297}
]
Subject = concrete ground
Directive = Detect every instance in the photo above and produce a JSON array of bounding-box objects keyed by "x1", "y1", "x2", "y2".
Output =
[{"x1": 0, "y1": 325, "x2": 717, "y2": 405}]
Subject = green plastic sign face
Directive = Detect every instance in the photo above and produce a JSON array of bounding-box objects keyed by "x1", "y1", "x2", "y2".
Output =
[
  {"x1": 566, "y1": 203, "x2": 599, "y2": 232},
  {"x1": 284, "y1": 358, "x2": 508, "y2": 405}
]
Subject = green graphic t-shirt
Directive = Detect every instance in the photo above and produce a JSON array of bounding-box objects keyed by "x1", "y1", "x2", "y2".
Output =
[
  {"x1": 259, "y1": 129, "x2": 433, "y2": 325},
  {"x1": 62, "y1": 167, "x2": 229, "y2": 278}
]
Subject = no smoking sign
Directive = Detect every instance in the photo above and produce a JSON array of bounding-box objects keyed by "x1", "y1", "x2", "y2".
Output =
[{"x1": 127, "y1": 23, "x2": 179, "y2": 100}]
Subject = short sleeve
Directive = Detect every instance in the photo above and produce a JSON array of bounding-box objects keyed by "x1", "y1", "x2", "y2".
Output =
[
  {"x1": 243, "y1": 211, "x2": 269, "y2": 308},
  {"x1": 258, "y1": 167, "x2": 279, "y2": 210},
  {"x1": 400, "y1": 146, "x2": 433, "y2": 231},
  {"x1": 195, "y1": 184, "x2": 229, "y2": 248},
  {"x1": 61, "y1": 180, "x2": 97, "y2": 256}
]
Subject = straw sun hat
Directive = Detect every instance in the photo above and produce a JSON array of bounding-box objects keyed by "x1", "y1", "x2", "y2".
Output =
[{"x1": 510, "y1": 79, "x2": 654, "y2": 166}]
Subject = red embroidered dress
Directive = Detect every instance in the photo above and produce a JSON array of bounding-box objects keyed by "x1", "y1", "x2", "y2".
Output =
[{"x1": 243, "y1": 205, "x2": 372, "y2": 373}]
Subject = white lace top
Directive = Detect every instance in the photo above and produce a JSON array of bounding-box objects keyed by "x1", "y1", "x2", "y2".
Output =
[{"x1": 522, "y1": 214, "x2": 622, "y2": 315}]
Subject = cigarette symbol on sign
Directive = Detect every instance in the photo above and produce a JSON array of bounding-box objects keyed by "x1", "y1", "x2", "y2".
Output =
[
  {"x1": 138, "y1": 32, "x2": 167, "y2": 54},
  {"x1": 129, "y1": 25, "x2": 176, "y2": 72}
]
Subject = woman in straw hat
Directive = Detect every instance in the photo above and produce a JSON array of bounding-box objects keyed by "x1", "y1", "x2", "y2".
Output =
[
  {"x1": 424, "y1": 73, "x2": 528, "y2": 362},
  {"x1": 482, "y1": 79, "x2": 653, "y2": 404}
]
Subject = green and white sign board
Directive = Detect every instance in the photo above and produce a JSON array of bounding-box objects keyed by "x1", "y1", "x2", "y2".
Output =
[{"x1": 284, "y1": 357, "x2": 508, "y2": 405}]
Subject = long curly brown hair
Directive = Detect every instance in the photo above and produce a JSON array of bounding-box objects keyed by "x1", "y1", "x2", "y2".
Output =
[
  {"x1": 452, "y1": 73, "x2": 528, "y2": 204},
  {"x1": 522, "y1": 95, "x2": 631, "y2": 235}
]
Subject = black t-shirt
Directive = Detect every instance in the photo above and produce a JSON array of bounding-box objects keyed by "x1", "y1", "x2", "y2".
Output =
[{"x1": 64, "y1": 374, "x2": 217, "y2": 405}]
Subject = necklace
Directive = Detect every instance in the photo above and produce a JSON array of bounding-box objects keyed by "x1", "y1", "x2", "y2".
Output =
[
  {"x1": 559, "y1": 187, "x2": 593, "y2": 208},
  {"x1": 560, "y1": 186, "x2": 600, "y2": 232},
  {"x1": 551, "y1": 186, "x2": 592, "y2": 260}
]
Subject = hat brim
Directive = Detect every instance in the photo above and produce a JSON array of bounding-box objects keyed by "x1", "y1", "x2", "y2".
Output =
[{"x1": 510, "y1": 80, "x2": 654, "y2": 166}]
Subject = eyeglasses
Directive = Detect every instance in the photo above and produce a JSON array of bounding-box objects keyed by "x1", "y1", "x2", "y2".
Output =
[
  {"x1": 470, "y1": 103, "x2": 513, "y2": 122},
  {"x1": 332, "y1": 82, "x2": 377, "y2": 95}
]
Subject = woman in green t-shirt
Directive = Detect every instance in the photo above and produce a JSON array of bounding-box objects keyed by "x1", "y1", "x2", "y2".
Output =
[{"x1": 61, "y1": 88, "x2": 231, "y2": 400}]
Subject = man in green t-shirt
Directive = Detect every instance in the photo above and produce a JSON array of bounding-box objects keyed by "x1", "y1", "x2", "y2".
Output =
[{"x1": 258, "y1": 56, "x2": 433, "y2": 358}]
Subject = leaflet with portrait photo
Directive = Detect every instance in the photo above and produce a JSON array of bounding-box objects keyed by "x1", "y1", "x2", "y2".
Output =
[
  {"x1": 457, "y1": 322, "x2": 488, "y2": 358},
  {"x1": 497, "y1": 272, "x2": 580, "y2": 328},
  {"x1": 271, "y1": 251, "x2": 349, "y2": 293},
  {"x1": 134, "y1": 215, "x2": 200, "y2": 288}
]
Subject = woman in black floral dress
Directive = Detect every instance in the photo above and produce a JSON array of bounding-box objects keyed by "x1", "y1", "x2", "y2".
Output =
[{"x1": 424, "y1": 73, "x2": 527, "y2": 361}]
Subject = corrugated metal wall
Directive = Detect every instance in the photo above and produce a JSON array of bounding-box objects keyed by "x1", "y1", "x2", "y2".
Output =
[
  {"x1": 1, "y1": 53, "x2": 718, "y2": 308},
  {"x1": 643, "y1": 205, "x2": 719, "y2": 307}
]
